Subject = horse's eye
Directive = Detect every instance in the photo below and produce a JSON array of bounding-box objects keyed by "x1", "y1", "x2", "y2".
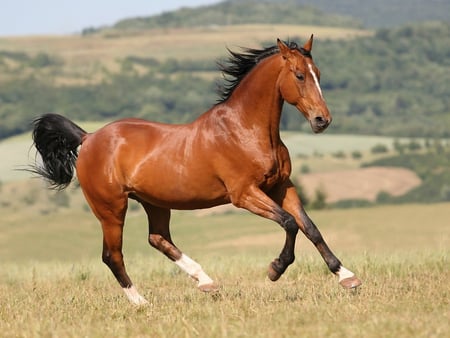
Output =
[{"x1": 296, "y1": 73, "x2": 305, "y2": 81}]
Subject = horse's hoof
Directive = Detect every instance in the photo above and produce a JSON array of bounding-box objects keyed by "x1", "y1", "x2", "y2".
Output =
[
  {"x1": 198, "y1": 283, "x2": 219, "y2": 292},
  {"x1": 267, "y1": 263, "x2": 282, "y2": 282},
  {"x1": 339, "y1": 276, "x2": 362, "y2": 289}
]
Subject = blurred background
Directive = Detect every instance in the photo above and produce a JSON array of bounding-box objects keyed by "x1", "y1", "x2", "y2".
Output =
[{"x1": 0, "y1": 0, "x2": 449, "y2": 262}]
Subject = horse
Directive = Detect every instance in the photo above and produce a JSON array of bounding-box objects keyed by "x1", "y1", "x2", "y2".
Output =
[{"x1": 29, "y1": 36, "x2": 361, "y2": 305}]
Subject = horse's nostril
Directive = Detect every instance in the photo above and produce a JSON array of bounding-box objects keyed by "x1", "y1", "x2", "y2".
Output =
[{"x1": 315, "y1": 116, "x2": 328, "y2": 127}]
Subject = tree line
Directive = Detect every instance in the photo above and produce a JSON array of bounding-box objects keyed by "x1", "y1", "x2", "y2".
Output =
[{"x1": 0, "y1": 21, "x2": 449, "y2": 140}]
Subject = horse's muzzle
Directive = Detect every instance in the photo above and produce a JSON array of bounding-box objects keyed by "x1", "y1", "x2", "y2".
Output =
[{"x1": 311, "y1": 116, "x2": 332, "y2": 133}]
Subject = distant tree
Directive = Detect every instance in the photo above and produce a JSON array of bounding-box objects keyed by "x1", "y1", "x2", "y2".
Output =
[
  {"x1": 29, "y1": 53, "x2": 58, "y2": 68},
  {"x1": 300, "y1": 164, "x2": 310, "y2": 174},
  {"x1": 332, "y1": 151, "x2": 346, "y2": 159},
  {"x1": 393, "y1": 139, "x2": 405, "y2": 154},
  {"x1": 295, "y1": 179, "x2": 310, "y2": 206},
  {"x1": 371, "y1": 144, "x2": 389, "y2": 154},
  {"x1": 49, "y1": 190, "x2": 70, "y2": 208},
  {"x1": 440, "y1": 185, "x2": 450, "y2": 201},
  {"x1": 351, "y1": 151, "x2": 363, "y2": 159},
  {"x1": 81, "y1": 27, "x2": 99, "y2": 36},
  {"x1": 376, "y1": 191, "x2": 392, "y2": 204},
  {"x1": 407, "y1": 139, "x2": 422, "y2": 152},
  {"x1": 310, "y1": 186, "x2": 327, "y2": 210}
]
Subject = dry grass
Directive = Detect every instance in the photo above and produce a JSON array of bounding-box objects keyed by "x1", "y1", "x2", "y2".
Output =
[
  {"x1": 0, "y1": 252, "x2": 448, "y2": 337},
  {"x1": 0, "y1": 24, "x2": 371, "y2": 62},
  {"x1": 0, "y1": 199, "x2": 449, "y2": 337},
  {"x1": 298, "y1": 166, "x2": 421, "y2": 203}
]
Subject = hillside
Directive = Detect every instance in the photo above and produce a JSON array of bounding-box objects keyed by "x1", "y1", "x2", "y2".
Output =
[
  {"x1": 87, "y1": 0, "x2": 450, "y2": 33},
  {"x1": 0, "y1": 23, "x2": 370, "y2": 139},
  {"x1": 290, "y1": 0, "x2": 450, "y2": 28},
  {"x1": 1, "y1": 20, "x2": 448, "y2": 140},
  {"x1": 0, "y1": 0, "x2": 449, "y2": 140},
  {"x1": 105, "y1": 0, "x2": 361, "y2": 33}
]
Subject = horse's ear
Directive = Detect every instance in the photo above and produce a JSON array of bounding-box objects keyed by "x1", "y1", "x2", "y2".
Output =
[
  {"x1": 277, "y1": 38, "x2": 291, "y2": 59},
  {"x1": 303, "y1": 34, "x2": 314, "y2": 53}
]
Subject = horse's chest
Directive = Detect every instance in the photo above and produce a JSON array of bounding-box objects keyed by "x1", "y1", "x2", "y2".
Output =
[
  {"x1": 256, "y1": 151, "x2": 291, "y2": 190},
  {"x1": 261, "y1": 168, "x2": 282, "y2": 190}
]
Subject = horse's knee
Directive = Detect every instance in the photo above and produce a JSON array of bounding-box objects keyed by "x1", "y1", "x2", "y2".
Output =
[{"x1": 281, "y1": 213, "x2": 299, "y2": 235}]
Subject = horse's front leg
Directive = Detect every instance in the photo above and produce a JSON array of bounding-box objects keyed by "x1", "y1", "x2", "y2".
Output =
[
  {"x1": 276, "y1": 180, "x2": 362, "y2": 289},
  {"x1": 232, "y1": 185, "x2": 299, "y2": 279}
]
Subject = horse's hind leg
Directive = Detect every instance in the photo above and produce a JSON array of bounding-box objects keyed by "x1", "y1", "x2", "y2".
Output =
[
  {"x1": 87, "y1": 194, "x2": 148, "y2": 305},
  {"x1": 141, "y1": 202, "x2": 217, "y2": 291}
]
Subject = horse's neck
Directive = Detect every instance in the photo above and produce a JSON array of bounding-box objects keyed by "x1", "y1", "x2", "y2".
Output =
[{"x1": 223, "y1": 55, "x2": 284, "y2": 137}]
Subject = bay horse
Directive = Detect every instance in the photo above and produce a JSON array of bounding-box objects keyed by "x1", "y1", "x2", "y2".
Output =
[{"x1": 30, "y1": 36, "x2": 361, "y2": 305}]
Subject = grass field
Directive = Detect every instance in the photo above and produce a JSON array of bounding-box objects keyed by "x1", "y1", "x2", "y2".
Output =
[
  {"x1": 0, "y1": 22, "x2": 447, "y2": 337},
  {"x1": 0, "y1": 119, "x2": 447, "y2": 337},
  {"x1": 0, "y1": 201, "x2": 449, "y2": 337}
]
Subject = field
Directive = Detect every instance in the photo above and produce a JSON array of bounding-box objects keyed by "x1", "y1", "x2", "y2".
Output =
[
  {"x1": 1, "y1": 120, "x2": 447, "y2": 337},
  {"x1": 0, "y1": 199, "x2": 449, "y2": 337},
  {"x1": 0, "y1": 24, "x2": 372, "y2": 87},
  {"x1": 0, "y1": 24, "x2": 371, "y2": 64},
  {"x1": 0, "y1": 18, "x2": 448, "y2": 337}
]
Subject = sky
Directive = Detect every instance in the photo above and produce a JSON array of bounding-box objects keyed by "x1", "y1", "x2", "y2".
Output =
[{"x1": 0, "y1": 0, "x2": 221, "y2": 37}]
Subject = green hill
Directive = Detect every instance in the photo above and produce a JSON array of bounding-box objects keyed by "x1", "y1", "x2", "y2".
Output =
[
  {"x1": 106, "y1": 0, "x2": 361, "y2": 32},
  {"x1": 0, "y1": 0, "x2": 449, "y2": 140},
  {"x1": 86, "y1": 0, "x2": 450, "y2": 34},
  {"x1": 291, "y1": 0, "x2": 450, "y2": 28},
  {"x1": 1, "y1": 21, "x2": 448, "y2": 139}
]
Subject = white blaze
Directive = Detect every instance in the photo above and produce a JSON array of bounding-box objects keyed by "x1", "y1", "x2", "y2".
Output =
[{"x1": 308, "y1": 63, "x2": 323, "y2": 99}]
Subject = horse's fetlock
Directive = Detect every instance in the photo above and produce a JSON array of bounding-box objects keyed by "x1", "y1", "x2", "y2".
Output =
[
  {"x1": 281, "y1": 252, "x2": 295, "y2": 266},
  {"x1": 328, "y1": 258, "x2": 341, "y2": 274}
]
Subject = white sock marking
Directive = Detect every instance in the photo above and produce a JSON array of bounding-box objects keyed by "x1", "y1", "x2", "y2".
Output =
[
  {"x1": 308, "y1": 63, "x2": 323, "y2": 99},
  {"x1": 175, "y1": 253, "x2": 214, "y2": 287},
  {"x1": 337, "y1": 266, "x2": 355, "y2": 282},
  {"x1": 122, "y1": 285, "x2": 148, "y2": 305}
]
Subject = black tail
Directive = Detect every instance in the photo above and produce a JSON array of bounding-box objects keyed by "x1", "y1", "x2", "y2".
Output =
[{"x1": 29, "y1": 113, "x2": 87, "y2": 190}]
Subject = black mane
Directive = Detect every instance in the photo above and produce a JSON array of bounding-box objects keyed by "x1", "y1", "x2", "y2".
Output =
[{"x1": 216, "y1": 41, "x2": 311, "y2": 103}]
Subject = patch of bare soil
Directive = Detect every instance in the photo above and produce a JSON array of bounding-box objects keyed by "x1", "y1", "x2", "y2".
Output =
[{"x1": 298, "y1": 166, "x2": 422, "y2": 203}]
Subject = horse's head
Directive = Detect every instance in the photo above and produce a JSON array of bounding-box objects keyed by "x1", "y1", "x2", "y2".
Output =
[{"x1": 277, "y1": 36, "x2": 331, "y2": 133}]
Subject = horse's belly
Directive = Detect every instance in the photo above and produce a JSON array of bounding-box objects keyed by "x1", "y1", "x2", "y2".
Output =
[{"x1": 130, "y1": 174, "x2": 229, "y2": 210}]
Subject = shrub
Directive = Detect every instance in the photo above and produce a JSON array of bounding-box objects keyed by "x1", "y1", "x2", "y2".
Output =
[{"x1": 371, "y1": 143, "x2": 389, "y2": 154}]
